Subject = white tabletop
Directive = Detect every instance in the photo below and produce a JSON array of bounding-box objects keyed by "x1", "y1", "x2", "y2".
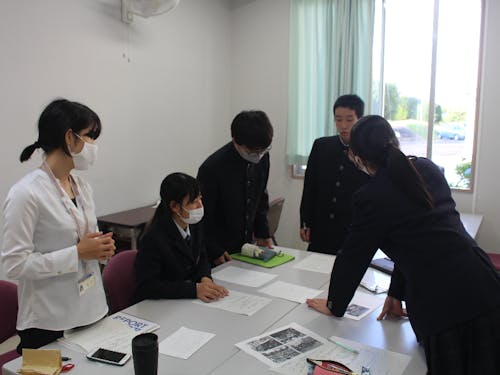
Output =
[{"x1": 2, "y1": 247, "x2": 425, "y2": 375}]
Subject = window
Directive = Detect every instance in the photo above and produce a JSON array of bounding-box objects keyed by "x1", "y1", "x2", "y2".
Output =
[
  {"x1": 291, "y1": 0, "x2": 483, "y2": 191},
  {"x1": 372, "y1": 0, "x2": 482, "y2": 190}
]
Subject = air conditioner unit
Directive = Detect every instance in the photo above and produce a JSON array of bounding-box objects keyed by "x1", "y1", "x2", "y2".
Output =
[{"x1": 122, "y1": 0, "x2": 180, "y2": 23}]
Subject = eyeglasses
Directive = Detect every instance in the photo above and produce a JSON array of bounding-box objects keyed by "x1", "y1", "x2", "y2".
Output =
[{"x1": 248, "y1": 145, "x2": 272, "y2": 156}]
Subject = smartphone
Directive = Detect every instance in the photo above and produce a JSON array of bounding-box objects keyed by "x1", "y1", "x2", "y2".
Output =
[{"x1": 86, "y1": 347, "x2": 131, "y2": 366}]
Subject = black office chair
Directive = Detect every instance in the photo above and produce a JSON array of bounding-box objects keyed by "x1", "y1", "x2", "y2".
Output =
[{"x1": 268, "y1": 197, "x2": 285, "y2": 246}]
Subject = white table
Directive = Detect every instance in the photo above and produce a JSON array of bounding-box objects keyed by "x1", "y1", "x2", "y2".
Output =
[
  {"x1": 459, "y1": 212, "x2": 483, "y2": 239},
  {"x1": 2, "y1": 247, "x2": 425, "y2": 375}
]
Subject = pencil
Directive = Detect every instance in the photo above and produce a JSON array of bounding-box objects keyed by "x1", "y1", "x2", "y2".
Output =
[{"x1": 329, "y1": 339, "x2": 360, "y2": 354}]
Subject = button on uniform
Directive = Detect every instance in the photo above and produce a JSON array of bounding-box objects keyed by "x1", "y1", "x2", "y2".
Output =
[
  {"x1": 335, "y1": 181, "x2": 340, "y2": 187},
  {"x1": 329, "y1": 213, "x2": 335, "y2": 219}
]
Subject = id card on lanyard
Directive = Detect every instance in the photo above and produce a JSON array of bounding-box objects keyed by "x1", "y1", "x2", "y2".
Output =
[{"x1": 41, "y1": 162, "x2": 95, "y2": 296}]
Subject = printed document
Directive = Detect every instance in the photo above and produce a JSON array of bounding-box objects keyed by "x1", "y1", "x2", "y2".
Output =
[
  {"x1": 212, "y1": 266, "x2": 277, "y2": 287},
  {"x1": 292, "y1": 253, "x2": 336, "y2": 274},
  {"x1": 344, "y1": 291, "x2": 385, "y2": 321},
  {"x1": 236, "y1": 323, "x2": 327, "y2": 368},
  {"x1": 59, "y1": 312, "x2": 159, "y2": 354},
  {"x1": 193, "y1": 289, "x2": 272, "y2": 316},
  {"x1": 272, "y1": 336, "x2": 410, "y2": 375},
  {"x1": 258, "y1": 281, "x2": 323, "y2": 304}
]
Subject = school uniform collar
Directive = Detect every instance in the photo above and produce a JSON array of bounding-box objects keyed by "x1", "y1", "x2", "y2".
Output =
[
  {"x1": 164, "y1": 215, "x2": 195, "y2": 261},
  {"x1": 173, "y1": 218, "x2": 190, "y2": 240}
]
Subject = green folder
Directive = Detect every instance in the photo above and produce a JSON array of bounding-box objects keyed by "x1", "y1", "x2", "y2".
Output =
[{"x1": 231, "y1": 252, "x2": 295, "y2": 268}]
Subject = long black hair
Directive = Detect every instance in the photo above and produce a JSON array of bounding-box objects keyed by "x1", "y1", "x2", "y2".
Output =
[
  {"x1": 150, "y1": 172, "x2": 201, "y2": 226},
  {"x1": 350, "y1": 115, "x2": 433, "y2": 210},
  {"x1": 20, "y1": 99, "x2": 101, "y2": 162}
]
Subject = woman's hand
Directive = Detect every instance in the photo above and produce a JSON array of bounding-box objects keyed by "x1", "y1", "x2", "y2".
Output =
[
  {"x1": 377, "y1": 296, "x2": 407, "y2": 320},
  {"x1": 197, "y1": 277, "x2": 229, "y2": 303},
  {"x1": 306, "y1": 298, "x2": 333, "y2": 315},
  {"x1": 300, "y1": 227, "x2": 311, "y2": 242},
  {"x1": 77, "y1": 232, "x2": 115, "y2": 261}
]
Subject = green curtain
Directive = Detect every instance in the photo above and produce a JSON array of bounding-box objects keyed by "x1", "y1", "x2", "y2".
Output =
[{"x1": 287, "y1": 0, "x2": 375, "y2": 165}]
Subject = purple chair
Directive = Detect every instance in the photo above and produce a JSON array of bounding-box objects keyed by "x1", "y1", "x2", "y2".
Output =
[
  {"x1": 487, "y1": 253, "x2": 500, "y2": 271},
  {"x1": 102, "y1": 250, "x2": 138, "y2": 314},
  {"x1": 0, "y1": 280, "x2": 20, "y2": 368}
]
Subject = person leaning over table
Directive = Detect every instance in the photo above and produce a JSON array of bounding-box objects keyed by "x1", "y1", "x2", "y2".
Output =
[
  {"x1": 1, "y1": 99, "x2": 116, "y2": 354},
  {"x1": 300, "y1": 94, "x2": 369, "y2": 255},
  {"x1": 197, "y1": 110, "x2": 274, "y2": 266},
  {"x1": 134, "y1": 172, "x2": 228, "y2": 303},
  {"x1": 306, "y1": 115, "x2": 500, "y2": 374}
]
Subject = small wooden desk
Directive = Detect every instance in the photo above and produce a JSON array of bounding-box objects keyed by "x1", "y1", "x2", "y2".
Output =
[{"x1": 97, "y1": 204, "x2": 156, "y2": 249}]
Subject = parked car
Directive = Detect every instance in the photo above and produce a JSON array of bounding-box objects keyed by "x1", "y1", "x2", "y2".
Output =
[
  {"x1": 436, "y1": 123, "x2": 466, "y2": 140},
  {"x1": 393, "y1": 127, "x2": 418, "y2": 140}
]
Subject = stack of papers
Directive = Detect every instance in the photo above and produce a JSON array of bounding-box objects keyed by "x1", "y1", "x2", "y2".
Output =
[
  {"x1": 58, "y1": 312, "x2": 159, "y2": 354},
  {"x1": 360, "y1": 268, "x2": 391, "y2": 294}
]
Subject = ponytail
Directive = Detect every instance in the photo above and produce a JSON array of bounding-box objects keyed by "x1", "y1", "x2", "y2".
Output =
[
  {"x1": 386, "y1": 146, "x2": 433, "y2": 210},
  {"x1": 351, "y1": 115, "x2": 433, "y2": 210},
  {"x1": 19, "y1": 141, "x2": 40, "y2": 162}
]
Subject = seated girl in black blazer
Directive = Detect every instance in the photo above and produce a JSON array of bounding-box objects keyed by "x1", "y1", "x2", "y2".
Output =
[
  {"x1": 307, "y1": 115, "x2": 500, "y2": 374},
  {"x1": 134, "y1": 172, "x2": 228, "y2": 303}
]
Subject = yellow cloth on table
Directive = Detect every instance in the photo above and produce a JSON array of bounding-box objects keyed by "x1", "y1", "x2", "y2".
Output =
[{"x1": 18, "y1": 349, "x2": 62, "y2": 375}]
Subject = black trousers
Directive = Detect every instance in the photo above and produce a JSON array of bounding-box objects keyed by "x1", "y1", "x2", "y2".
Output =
[
  {"x1": 16, "y1": 328, "x2": 63, "y2": 354},
  {"x1": 423, "y1": 305, "x2": 500, "y2": 375}
]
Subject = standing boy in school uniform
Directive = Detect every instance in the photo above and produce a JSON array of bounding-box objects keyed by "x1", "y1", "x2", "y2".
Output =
[
  {"x1": 197, "y1": 110, "x2": 274, "y2": 266},
  {"x1": 300, "y1": 94, "x2": 369, "y2": 255}
]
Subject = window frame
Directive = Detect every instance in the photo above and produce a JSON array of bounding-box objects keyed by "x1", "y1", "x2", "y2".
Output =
[{"x1": 291, "y1": 0, "x2": 485, "y2": 193}]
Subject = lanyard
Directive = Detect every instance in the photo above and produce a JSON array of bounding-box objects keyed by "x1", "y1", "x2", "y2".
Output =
[{"x1": 40, "y1": 161, "x2": 90, "y2": 239}]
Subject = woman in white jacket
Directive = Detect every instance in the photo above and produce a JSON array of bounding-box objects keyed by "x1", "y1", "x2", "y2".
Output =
[{"x1": 1, "y1": 99, "x2": 115, "y2": 353}]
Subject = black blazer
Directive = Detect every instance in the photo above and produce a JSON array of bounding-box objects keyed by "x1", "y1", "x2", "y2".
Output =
[
  {"x1": 197, "y1": 142, "x2": 270, "y2": 262},
  {"x1": 300, "y1": 136, "x2": 369, "y2": 254},
  {"x1": 328, "y1": 157, "x2": 500, "y2": 339},
  {"x1": 133, "y1": 214, "x2": 211, "y2": 302}
]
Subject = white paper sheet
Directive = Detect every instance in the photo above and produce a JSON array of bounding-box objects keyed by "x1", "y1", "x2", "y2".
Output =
[
  {"x1": 192, "y1": 289, "x2": 272, "y2": 316},
  {"x1": 159, "y1": 327, "x2": 215, "y2": 359},
  {"x1": 272, "y1": 336, "x2": 411, "y2": 375},
  {"x1": 344, "y1": 291, "x2": 385, "y2": 320},
  {"x1": 258, "y1": 281, "x2": 323, "y2": 304},
  {"x1": 211, "y1": 266, "x2": 277, "y2": 287},
  {"x1": 360, "y1": 268, "x2": 391, "y2": 294},
  {"x1": 292, "y1": 253, "x2": 336, "y2": 274},
  {"x1": 236, "y1": 323, "x2": 327, "y2": 368}
]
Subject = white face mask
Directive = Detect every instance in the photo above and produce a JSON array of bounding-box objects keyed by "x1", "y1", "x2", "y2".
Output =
[
  {"x1": 235, "y1": 143, "x2": 271, "y2": 164},
  {"x1": 179, "y1": 206, "x2": 204, "y2": 225},
  {"x1": 70, "y1": 134, "x2": 98, "y2": 170}
]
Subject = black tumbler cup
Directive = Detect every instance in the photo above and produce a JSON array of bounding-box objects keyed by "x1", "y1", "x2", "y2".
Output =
[{"x1": 132, "y1": 333, "x2": 158, "y2": 375}]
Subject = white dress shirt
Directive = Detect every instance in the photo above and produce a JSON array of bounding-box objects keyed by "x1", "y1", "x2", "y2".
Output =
[{"x1": 1, "y1": 168, "x2": 108, "y2": 331}]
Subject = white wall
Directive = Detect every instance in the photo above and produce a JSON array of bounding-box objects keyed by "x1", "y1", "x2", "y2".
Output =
[
  {"x1": 0, "y1": 0, "x2": 233, "y2": 279},
  {"x1": 1, "y1": 0, "x2": 499, "y2": 282},
  {"x1": 229, "y1": 0, "x2": 500, "y2": 252}
]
